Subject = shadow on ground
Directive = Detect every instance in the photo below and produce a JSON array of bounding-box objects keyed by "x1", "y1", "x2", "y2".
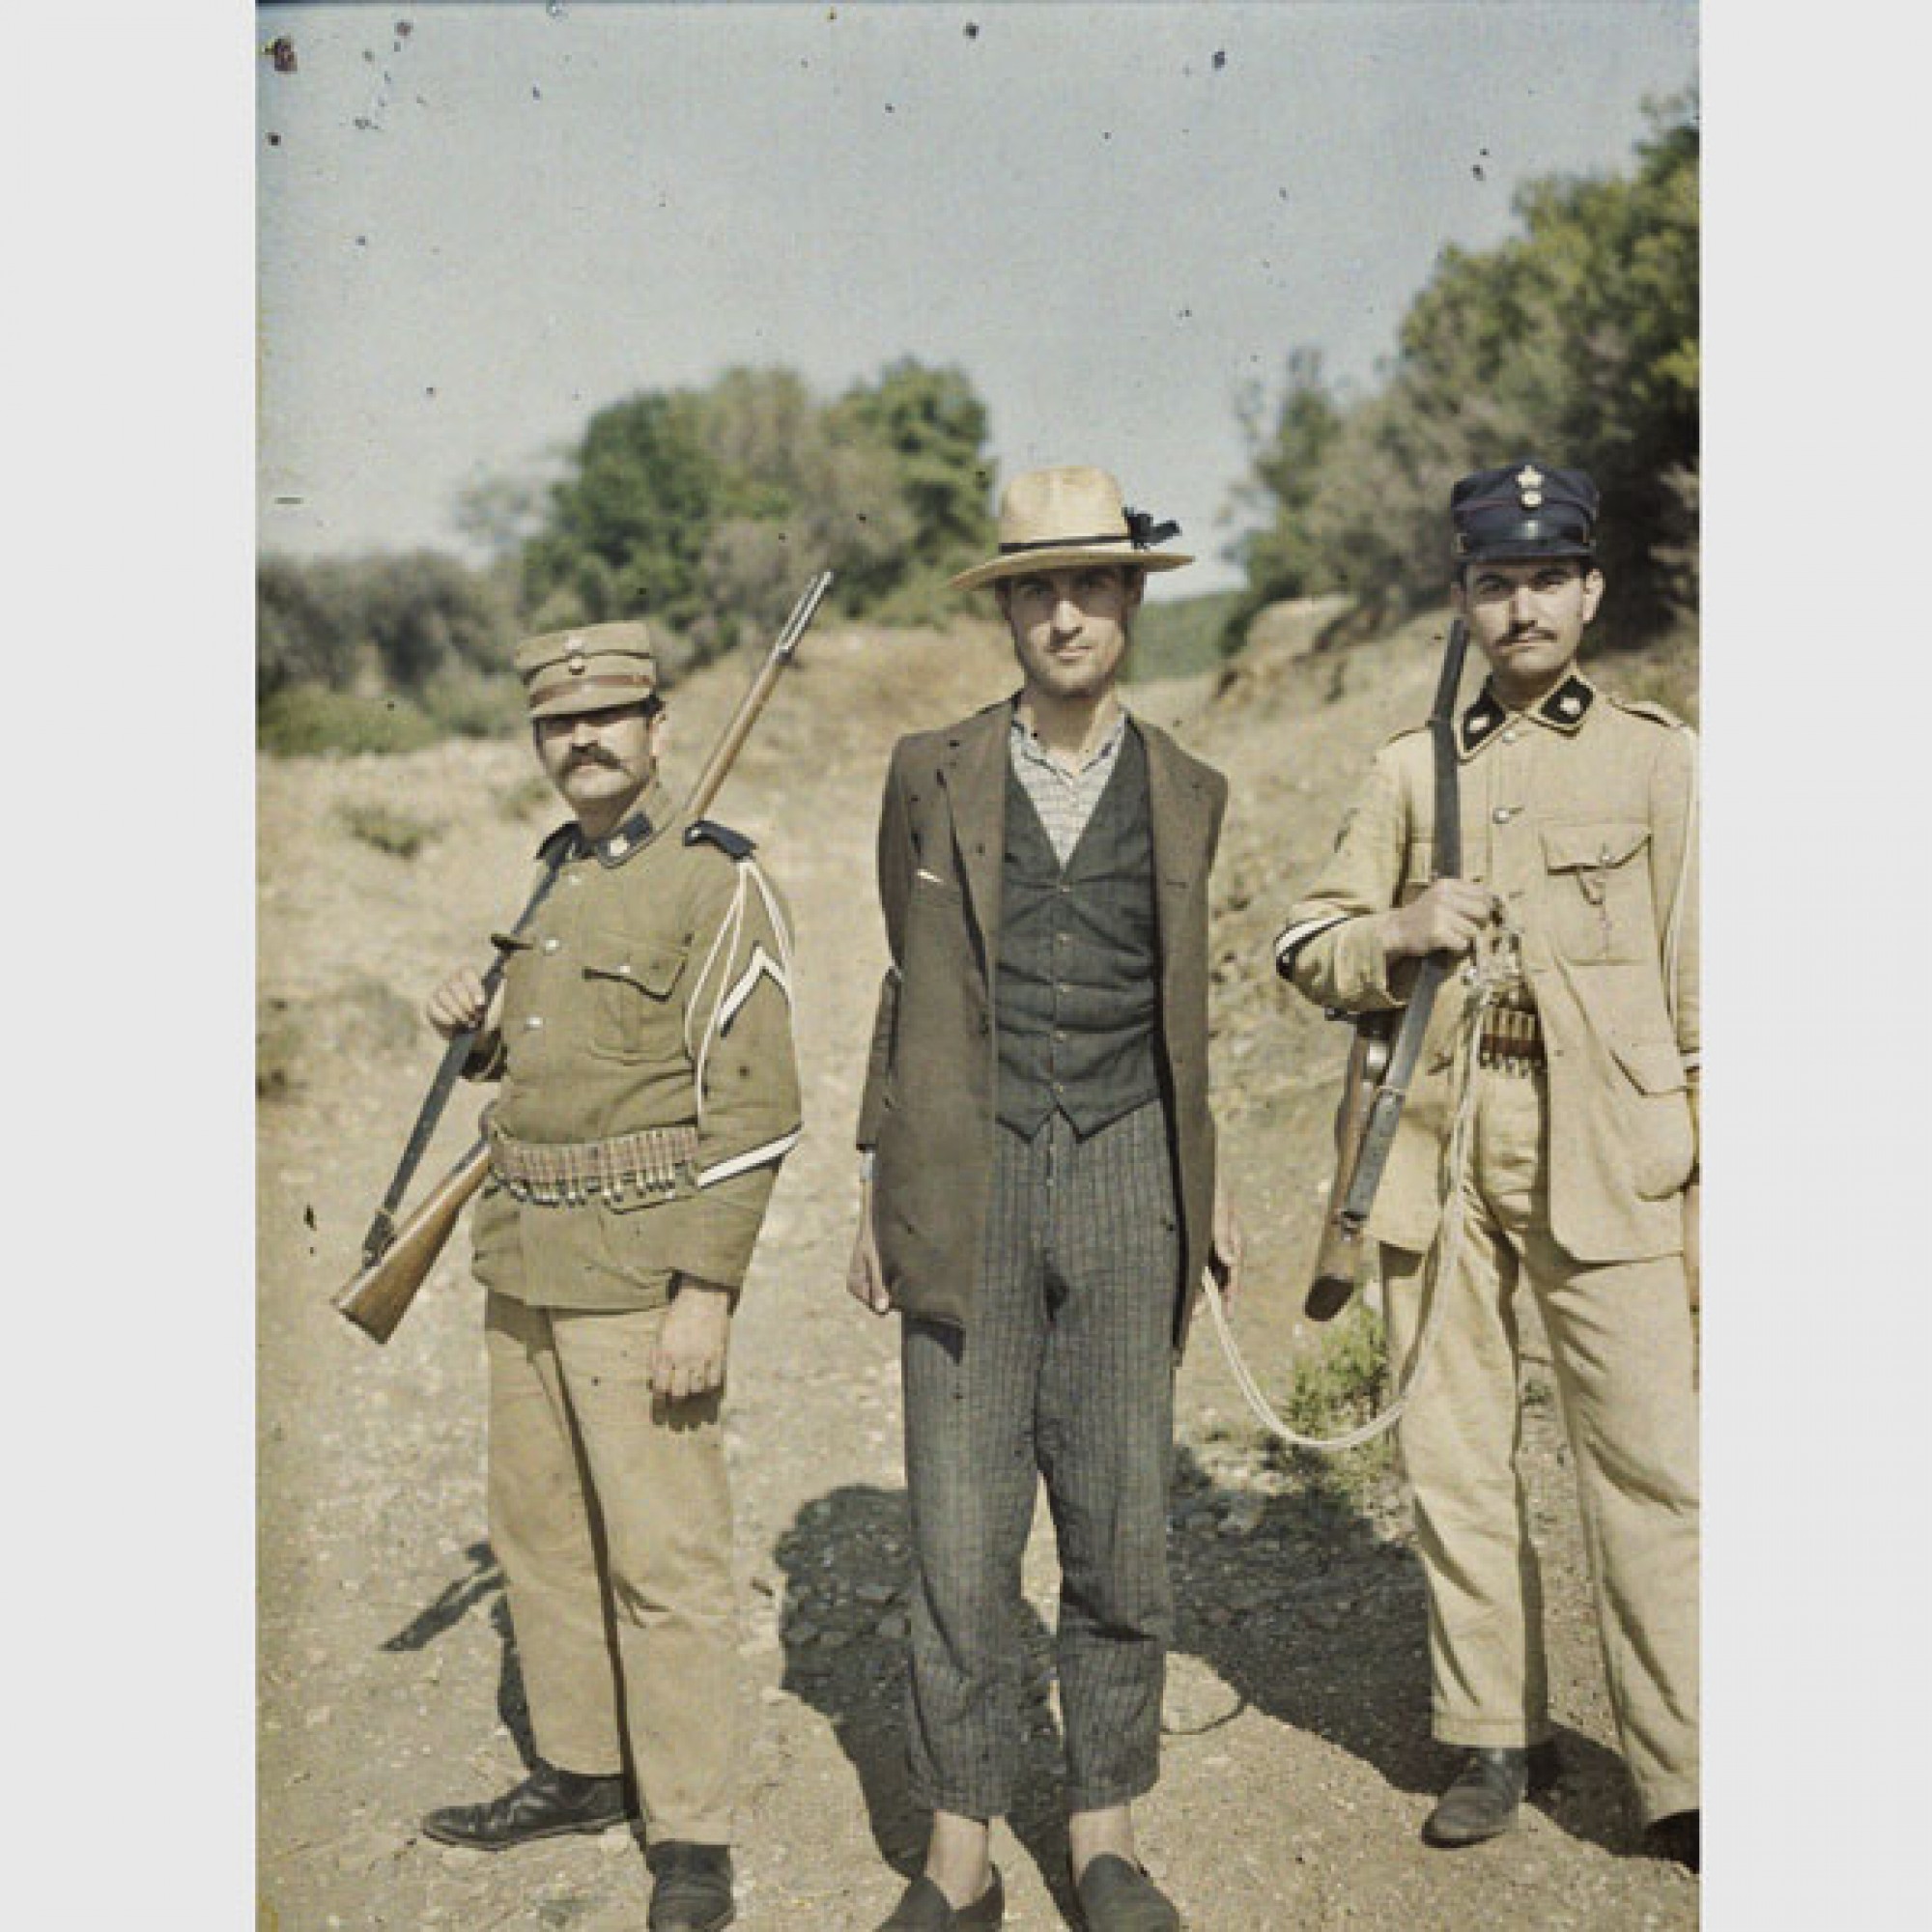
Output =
[
  {"x1": 769, "y1": 1444, "x2": 1633, "y2": 1926},
  {"x1": 384, "y1": 1538, "x2": 539, "y2": 1776}
]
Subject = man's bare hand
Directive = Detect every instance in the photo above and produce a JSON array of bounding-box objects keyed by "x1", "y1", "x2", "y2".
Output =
[
  {"x1": 1382, "y1": 879, "x2": 1497, "y2": 962},
  {"x1": 651, "y1": 1279, "x2": 732, "y2": 1403},
  {"x1": 846, "y1": 1178, "x2": 893, "y2": 1316},
  {"x1": 1210, "y1": 1179, "x2": 1245, "y2": 1304},
  {"x1": 425, "y1": 966, "x2": 491, "y2": 1039}
]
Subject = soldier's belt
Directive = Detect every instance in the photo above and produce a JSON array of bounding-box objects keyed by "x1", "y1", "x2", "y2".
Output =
[
  {"x1": 488, "y1": 1121, "x2": 699, "y2": 1206},
  {"x1": 1478, "y1": 985, "x2": 1546, "y2": 1073}
]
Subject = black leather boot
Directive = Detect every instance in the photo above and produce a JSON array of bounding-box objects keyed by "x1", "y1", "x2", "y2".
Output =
[
  {"x1": 647, "y1": 1841, "x2": 736, "y2": 1932},
  {"x1": 874, "y1": 1866, "x2": 1005, "y2": 1929},
  {"x1": 1422, "y1": 1740, "x2": 1560, "y2": 1847},
  {"x1": 420, "y1": 1759, "x2": 630, "y2": 1851},
  {"x1": 1073, "y1": 1854, "x2": 1181, "y2": 1930},
  {"x1": 1643, "y1": 1808, "x2": 1700, "y2": 1871}
]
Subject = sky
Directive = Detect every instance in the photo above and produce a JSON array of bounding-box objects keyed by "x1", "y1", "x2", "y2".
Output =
[{"x1": 257, "y1": 0, "x2": 1699, "y2": 593}]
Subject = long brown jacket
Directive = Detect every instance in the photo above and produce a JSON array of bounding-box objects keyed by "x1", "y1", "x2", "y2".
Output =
[{"x1": 857, "y1": 700, "x2": 1227, "y2": 1349}]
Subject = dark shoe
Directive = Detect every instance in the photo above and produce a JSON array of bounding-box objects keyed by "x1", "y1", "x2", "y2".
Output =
[
  {"x1": 647, "y1": 1840, "x2": 736, "y2": 1932},
  {"x1": 1643, "y1": 1808, "x2": 1700, "y2": 1872},
  {"x1": 1422, "y1": 1741, "x2": 1561, "y2": 1847},
  {"x1": 420, "y1": 1759, "x2": 629, "y2": 1851},
  {"x1": 875, "y1": 1865, "x2": 1005, "y2": 1930},
  {"x1": 1074, "y1": 1854, "x2": 1181, "y2": 1932}
]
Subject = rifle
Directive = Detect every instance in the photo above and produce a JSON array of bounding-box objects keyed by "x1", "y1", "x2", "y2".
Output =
[
  {"x1": 333, "y1": 570, "x2": 836, "y2": 1343},
  {"x1": 1303, "y1": 615, "x2": 1468, "y2": 1321}
]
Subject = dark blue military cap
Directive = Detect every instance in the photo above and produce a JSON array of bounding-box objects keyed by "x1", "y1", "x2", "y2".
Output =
[{"x1": 1451, "y1": 460, "x2": 1598, "y2": 562}]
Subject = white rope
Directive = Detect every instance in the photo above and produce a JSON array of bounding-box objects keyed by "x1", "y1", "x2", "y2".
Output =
[{"x1": 1205, "y1": 972, "x2": 1494, "y2": 1454}]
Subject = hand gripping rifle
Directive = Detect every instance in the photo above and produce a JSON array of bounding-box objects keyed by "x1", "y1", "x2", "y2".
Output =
[
  {"x1": 332, "y1": 570, "x2": 836, "y2": 1343},
  {"x1": 1304, "y1": 615, "x2": 1468, "y2": 1321}
]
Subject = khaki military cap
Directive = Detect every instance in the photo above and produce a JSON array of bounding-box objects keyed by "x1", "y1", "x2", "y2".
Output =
[
  {"x1": 947, "y1": 465, "x2": 1193, "y2": 593},
  {"x1": 515, "y1": 621, "x2": 659, "y2": 721}
]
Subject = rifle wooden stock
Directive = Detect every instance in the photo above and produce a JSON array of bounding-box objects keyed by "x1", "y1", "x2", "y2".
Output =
[
  {"x1": 334, "y1": 1139, "x2": 489, "y2": 1343},
  {"x1": 1305, "y1": 1016, "x2": 1392, "y2": 1321}
]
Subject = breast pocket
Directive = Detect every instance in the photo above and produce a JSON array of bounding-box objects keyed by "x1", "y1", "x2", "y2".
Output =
[
  {"x1": 582, "y1": 928, "x2": 688, "y2": 1062},
  {"x1": 1538, "y1": 820, "x2": 1654, "y2": 964}
]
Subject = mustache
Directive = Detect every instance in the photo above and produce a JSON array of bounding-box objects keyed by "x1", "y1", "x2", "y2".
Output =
[{"x1": 563, "y1": 748, "x2": 626, "y2": 771}]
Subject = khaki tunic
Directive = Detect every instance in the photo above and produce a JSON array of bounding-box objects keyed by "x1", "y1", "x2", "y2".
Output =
[
  {"x1": 1278, "y1": 675, "x2": 1697, "y2": 1261},
  {"x1": 470, "y1": 780, "x2": 802, "y2": 1307}
]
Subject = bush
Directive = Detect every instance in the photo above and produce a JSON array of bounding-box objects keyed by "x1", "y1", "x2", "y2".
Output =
[
  {"x1": 421, "y1": 668, "x2": 526, "y2": 740},
  {"x1": 257, "y1": 685, "x2": 440, "y2": 757},
  {"x1": 337, "y1": 800, "x2": 440, "y2": 860}
]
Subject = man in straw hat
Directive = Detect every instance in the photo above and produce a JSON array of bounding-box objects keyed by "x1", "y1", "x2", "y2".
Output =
[
  {"x1": 1274, "y1": 463, "x2": 1699, "y2": 1868},
  {"x1": 848, "y1": 467, "x2": 1243, "y2": 1930},
  {"x1": 418, "y1": 621, "x2": 802, "y2": 1932}
]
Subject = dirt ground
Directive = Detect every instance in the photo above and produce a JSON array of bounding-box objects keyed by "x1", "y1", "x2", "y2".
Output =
[{"x1": 257, "y1": 617, "x2": 1699, "y2": 1929}]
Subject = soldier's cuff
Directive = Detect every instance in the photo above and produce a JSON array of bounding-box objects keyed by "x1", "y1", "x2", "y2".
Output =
[{"x1": 1331, "y1": 914, "x2": 1400, "y2": 1007}]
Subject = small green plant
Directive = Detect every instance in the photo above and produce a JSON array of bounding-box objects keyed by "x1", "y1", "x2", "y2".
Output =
[
  {"x1": 1264, "y1": 1301, "x2": 1398, "y2": 1492},
  {"x1": 338, "y1": 799, "x2": 440, "y2": 860}
]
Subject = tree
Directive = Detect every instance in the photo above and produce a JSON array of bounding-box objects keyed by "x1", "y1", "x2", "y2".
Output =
[{"x1": 1228, "y1": 96, "x2": 1698, "y2": 648}]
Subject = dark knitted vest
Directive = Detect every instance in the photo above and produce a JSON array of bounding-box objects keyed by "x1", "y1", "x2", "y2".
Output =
[{"x1": 995, "y1": 724, "x2": 1161, "y2": 1137}]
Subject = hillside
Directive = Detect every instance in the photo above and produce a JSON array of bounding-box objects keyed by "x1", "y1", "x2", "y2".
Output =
[{"x1": 257, "y1": 611, "x2": 1698, "y2": 1929}]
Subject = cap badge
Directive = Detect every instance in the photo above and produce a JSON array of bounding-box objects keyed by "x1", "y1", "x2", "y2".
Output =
[{"x1": 1516, "y1": 464, "x2": 1546, "y2": 509}]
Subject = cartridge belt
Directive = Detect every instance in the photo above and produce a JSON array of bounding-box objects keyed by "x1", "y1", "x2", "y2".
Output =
[
  {"x1": 1478, "y1": 983, "x2": 1546, "y2": 1073},
  {"x1": 488, "y1": 1120, "x2": 699, "y2": 1206}
]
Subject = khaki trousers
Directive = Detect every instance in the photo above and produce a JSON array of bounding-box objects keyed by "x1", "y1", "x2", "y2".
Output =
[
  {"x1": 485, "y1": 1292, "x2": 739, "y2": 1843},
  {"x1": 1380, "y1": 1067, "x2": 1699, "y2": 1826}
]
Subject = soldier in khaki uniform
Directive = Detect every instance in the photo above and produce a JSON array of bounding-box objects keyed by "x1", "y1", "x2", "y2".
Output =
[
  {"x1": 1274, "y1": 464, "x2": 1699, "y2": 1869},
  {"x1": 419, "y1": 622, "x2": 801, "y2": 1932}
]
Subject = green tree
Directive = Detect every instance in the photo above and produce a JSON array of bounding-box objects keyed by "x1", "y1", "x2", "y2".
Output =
[
  {"x1": 1229, "y1": 97, "x2": 1698, "y2": 649},
  {"x1": 833, "y1": 358, "x2": 995, "y2": 603}
]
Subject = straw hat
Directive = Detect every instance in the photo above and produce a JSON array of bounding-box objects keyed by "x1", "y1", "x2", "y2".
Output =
[{"x1": 947, "y1": 465, "x2": 1192, "y2": 593}]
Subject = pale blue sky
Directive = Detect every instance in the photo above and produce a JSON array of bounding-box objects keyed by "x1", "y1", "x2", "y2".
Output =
[{"x1": 257, "y1": 0, "x2": 1697, "y2": 593}]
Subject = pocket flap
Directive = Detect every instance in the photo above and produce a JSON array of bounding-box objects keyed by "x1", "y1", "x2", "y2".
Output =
[
  {"x1": 583, "y1": 930, "x2": 687, "y2": 998},
  {"x1": 1540, "y1": 820, "x2": 1650, "y2": 872},
  {"x1": 1604, "y1": 1032, "x2": 1686, "y2": 1094}
]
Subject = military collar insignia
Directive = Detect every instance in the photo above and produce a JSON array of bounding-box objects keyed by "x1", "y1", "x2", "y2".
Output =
[
  {"x1": 591, "y1": 804, "x2": 656, "y2": 867},
  {"x1": 1459, "y1": 672, "x2": 1596, "y2": 753},
  {"x1": 1533, "y1": 673, "x2": 1596, "y2": 733},
  {"x1": 535, "y1": 803, "x2": 660, "y2": 867},
  {"x1": 1459, "y1": 688, "x2": 1508, "y2": 756},
  {"x1": 1515, "y1": 464, "x2": 1546, "y2": 509}
]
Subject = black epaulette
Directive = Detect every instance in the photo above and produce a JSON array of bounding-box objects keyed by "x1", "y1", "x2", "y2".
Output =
[{"x1": 684, "y1": 818, "x2": 755, "y2": 860}]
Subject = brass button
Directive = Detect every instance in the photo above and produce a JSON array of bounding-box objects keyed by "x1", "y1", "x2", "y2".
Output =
[
  {"x1": 607, "y1": 835, "x2": 628, "y2": 857},
  {"x1": 1492, "y1": 806, "x2": 1517, "y2": 824},
  {"x1": 525, "y1": 1015, "x2": 545, "y2": 1031},
  {"x1": 542, "y1": 937, "x2": 560, "y2": 954}
]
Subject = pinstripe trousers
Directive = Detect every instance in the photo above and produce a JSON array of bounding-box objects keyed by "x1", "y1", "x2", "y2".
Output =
[{"x1": 900, "y1": 1099, "x2": 1180, "y2": 1818}]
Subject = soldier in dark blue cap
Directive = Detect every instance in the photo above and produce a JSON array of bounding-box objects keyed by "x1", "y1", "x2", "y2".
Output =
[{"x1": 1273, "y1": 462, "x2": 1700, "y2": 1869}]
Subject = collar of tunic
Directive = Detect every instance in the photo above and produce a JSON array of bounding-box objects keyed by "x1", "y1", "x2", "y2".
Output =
[
  {"x1": 536, "y1": 779, "x2": 672, "y2": 869},
  {"x1": 1459, "y1": 672, "x2": 1598, "y2": 757}
]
